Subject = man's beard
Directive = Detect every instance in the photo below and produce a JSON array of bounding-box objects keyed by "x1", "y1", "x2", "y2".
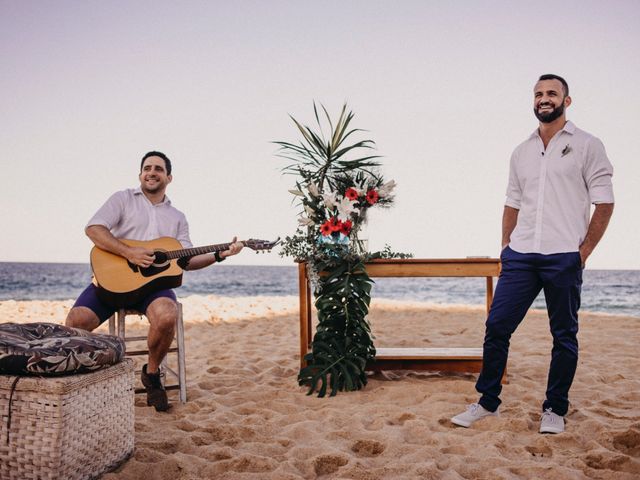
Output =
[{"x1": 534, "y1": 102, "x2": 565, "y2": 123}]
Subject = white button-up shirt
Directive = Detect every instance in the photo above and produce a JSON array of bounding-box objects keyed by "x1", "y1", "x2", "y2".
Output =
[
  {"x1": 506, "y1": 121, "x2": 614, "y2": 255},
  {"x1": 87, "y1": 187, "x2": 193, "y2": 248}
]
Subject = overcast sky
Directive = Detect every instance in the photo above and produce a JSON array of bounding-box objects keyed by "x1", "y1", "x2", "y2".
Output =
[{"x1": 2, "y1": 0, "x2": 638, "y2": 269}]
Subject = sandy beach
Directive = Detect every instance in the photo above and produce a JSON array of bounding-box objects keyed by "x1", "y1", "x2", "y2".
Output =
[{"x1": 1, "y1": 296, "x2": 638, "y2": 479}]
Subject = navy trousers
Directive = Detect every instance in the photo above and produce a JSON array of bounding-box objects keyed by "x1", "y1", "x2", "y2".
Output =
[{"x1": 476, "y1": 246, "x2": 583, "y2": 416}]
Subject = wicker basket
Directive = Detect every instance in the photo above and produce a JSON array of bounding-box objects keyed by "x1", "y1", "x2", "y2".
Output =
[{"x1": 0, "y1": 359, "x2": 134, "y2": 480}]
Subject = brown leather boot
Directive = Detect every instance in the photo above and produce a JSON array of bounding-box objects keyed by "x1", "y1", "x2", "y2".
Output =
[{"x1": 141, "y1": 364, "x2": 171, "y2": 412}]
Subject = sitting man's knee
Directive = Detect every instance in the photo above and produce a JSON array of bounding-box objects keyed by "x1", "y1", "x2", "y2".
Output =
[
  {"x1": 66, "y1": 307, "x2": 100, "y2": 331},
  {"x1": 148, "y1": 299, "x2": 178, "y2": 331}
]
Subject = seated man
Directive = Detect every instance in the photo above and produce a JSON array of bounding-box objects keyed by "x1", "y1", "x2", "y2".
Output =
[{"x1": 66, "y1": 151, "x2": 244, "y2": 411}]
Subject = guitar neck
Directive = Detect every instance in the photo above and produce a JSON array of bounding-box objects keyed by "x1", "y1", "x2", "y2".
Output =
[{"x1": 165, "y1": 241, "x2": 243, "y2": 259}]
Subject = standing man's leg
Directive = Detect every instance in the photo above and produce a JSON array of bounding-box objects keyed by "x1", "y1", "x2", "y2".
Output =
[
  {"x1": 540, "y1": 252, "x2": 582, "y2": 418},
  {"x1": 452, "y1": 247, "x2": 542, "y2": 427},
  {"x1": 476, "y1": 248, "x2": 542, "y2": 412}
]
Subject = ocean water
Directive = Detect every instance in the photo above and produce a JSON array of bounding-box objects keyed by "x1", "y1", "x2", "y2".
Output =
[{"x1": 0, "y1": 262, "x2": 638, "y2": 318}]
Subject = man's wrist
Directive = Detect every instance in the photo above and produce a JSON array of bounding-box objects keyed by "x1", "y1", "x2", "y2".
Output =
[{"x1": 214, "y1": 251, "x2": 226, "y2": 263}]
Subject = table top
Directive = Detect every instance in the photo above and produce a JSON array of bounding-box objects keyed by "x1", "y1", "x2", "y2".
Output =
[{"x1": 365, "y1": 258, "x2": 500, "y2": 264}]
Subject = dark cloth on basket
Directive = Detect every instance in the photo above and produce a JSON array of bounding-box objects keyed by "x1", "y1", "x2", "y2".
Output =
[{"x1": 0, "y1": 322, "x2": 125, "y2": 376}]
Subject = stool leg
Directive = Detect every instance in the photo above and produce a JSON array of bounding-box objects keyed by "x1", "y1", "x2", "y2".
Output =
[
  {"x1": 176, "y1": 302, "x2": 187, "y2": 403},
  {"x1": 117, "y1": 309, "x2": 126, "y2": 339},
  {"x1": 108, "y1": 314, "x2": 116, "y2": 336}
]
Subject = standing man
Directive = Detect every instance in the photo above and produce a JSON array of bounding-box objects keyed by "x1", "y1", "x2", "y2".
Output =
[
  {"x1": 66, "y1": 151, "x2": 244, "y2": 411},
  {"x1": 451, "y1": 74, "x2": 614, "y2": 433}
]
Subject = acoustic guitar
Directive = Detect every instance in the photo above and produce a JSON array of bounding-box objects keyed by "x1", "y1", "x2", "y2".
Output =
[{"x1": 90, "y1": 237, "x2": 280, "y2": 307}]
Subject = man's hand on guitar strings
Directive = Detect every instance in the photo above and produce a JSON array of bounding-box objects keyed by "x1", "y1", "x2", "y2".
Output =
[{"x1": 126, "y1": 246, "x2": 156, "y2": 268}]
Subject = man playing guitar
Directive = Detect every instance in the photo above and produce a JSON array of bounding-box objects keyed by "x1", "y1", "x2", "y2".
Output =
[{"x1": 66, "y1": 151, "x2": 244, "y2": 411}]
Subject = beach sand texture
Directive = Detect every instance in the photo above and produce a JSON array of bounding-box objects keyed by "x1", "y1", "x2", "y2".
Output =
[{"x1": 1, "y1": 296, "x2": 638, "y2": 479}]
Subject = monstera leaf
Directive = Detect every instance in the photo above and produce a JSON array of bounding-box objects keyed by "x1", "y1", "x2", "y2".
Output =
[{"x1": 298, "y1": 255, "x2": 376, "y2": 397}]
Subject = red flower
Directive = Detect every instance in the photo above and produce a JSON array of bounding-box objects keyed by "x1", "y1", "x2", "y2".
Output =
[
  {"x1": 366, "y1": 189, "x2": 379, "y2": 205},
  {"x1": 319, "y1": 221, "x2": 333, "y2": 236},
  {"x1": 340, "y1": 219, "x2": 353, "y2": 235},
  {"x1": 328, "y1": 216, "x2": 342, "y2": 232},
  {"x1": 344, "y1": 187, "x2": 359, "y2": 200}
]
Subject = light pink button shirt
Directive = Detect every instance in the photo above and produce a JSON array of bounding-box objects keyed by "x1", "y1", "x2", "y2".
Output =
[
  {"x1": 506, "y1": 121, "x2": 614, "y2": 255},
  {"x1": 87, "y1": 187, "x2": 193, "y2": 248}
]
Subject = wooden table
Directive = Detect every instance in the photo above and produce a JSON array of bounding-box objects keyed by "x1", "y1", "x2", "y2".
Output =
[{"x1": 298, "y1": 258, "x2": 502, "y2": 378}]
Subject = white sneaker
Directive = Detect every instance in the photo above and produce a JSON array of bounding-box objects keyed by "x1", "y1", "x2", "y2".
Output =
[
  {"x1": 451, "y1": 403, "x2": 499, "y2": 428},
  {"x1": 539, "y1": 408, "x2": 565, "y2": 434}
]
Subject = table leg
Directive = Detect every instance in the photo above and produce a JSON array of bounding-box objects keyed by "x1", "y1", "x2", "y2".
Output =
[
  {"x1": 298, "y1": 262, "x2": 310, "y2": 368},
  {"x1": 486, "y1": 276, "x2": 494, "y2": 315}
]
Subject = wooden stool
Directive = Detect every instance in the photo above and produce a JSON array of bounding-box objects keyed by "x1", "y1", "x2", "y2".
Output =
[{"x1": 108, "y1": 302, "x2": 187, "y2": 403}]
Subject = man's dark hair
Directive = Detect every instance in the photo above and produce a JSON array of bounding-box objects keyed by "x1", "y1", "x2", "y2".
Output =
[
  {"x1": 140, "y1": 151, "x2": 172, "y2": 175},
  {"x1": 538, "y1": 74, "x2": 569, "y2": 97}
]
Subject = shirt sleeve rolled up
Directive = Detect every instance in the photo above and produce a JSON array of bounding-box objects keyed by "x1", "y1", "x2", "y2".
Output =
[
  {"x1": 584, "y1": 137, "x2": 614, "y2": 204},
  {"x1": 505, "y1": 149, "x2": 522, "y2": 209}
]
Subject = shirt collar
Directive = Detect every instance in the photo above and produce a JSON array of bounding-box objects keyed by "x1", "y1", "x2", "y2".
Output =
[
  {"x1": 133, "y1": 186, "x2": 171, "y2": 205},
  {"x1": 529, "y1": 120, "x2": 576, "y2": 140},
  {"x1": 562, "y1": 120, "x2": 576, "y2": 135}
]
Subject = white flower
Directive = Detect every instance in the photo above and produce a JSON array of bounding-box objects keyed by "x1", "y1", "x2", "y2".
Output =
[
  {"x1": 307, "y1": 183, "x2": 319, "y2": 197},
  {"x1": 378, "y1": 179, "x2": 396, "y2": 198},
  {"x1": 298, "y1": 216, "x2": 315, "y2": 226},
  {"x1": 288, "y1": 189, "x2": 304, "y2": 196},
  {"x1": 304, "y1": 205, "x2": 315, "y2": 216},
  {"x1": 322, "y1": 192, "x2": 338, "y2": 209},
  {"x1": 337, "y1": 196, "x2": 358, "y2": 221}
]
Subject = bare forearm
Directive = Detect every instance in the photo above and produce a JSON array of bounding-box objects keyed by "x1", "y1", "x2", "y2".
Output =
[
  {"x1": 183, "y1": 240, "x2": 243, "y2": 271},
  {"x1": 580, "y1": 203, "x2": 614, "y2": 263},
  {"x1": 86, "y1": 225, "x2": 131, "y2": 257},
  {"x1": 184, "y1": 254, "x2": 217, "y2": 271},
  {"x1": 86, "y1": 225, "x2": 155, "y2": 267},
  {"x1": 502, "y1": 206, "x2": 519, "y2": 248}
]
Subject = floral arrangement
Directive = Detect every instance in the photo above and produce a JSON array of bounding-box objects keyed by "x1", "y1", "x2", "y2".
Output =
[
  {"x1": 277, "y1": 103, "x2": 410, "y2": 397},
  {"x1": 287, "y1": 173, "x2": 397, "y2": 259}
]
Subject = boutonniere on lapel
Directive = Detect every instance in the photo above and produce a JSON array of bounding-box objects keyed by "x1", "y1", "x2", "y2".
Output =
[{"x1": 561, "y1": 144, "x2": 572, "y2": 157}]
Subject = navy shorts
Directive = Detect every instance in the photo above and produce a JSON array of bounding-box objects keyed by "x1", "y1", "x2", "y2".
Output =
[{"x1": 72, "y1": 284, "x2": 177, "y2": 324}]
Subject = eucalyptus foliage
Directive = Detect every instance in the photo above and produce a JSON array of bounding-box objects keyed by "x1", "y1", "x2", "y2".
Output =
[{"x1": 277, "y1": 103, "x2": 408, "y2": 397}]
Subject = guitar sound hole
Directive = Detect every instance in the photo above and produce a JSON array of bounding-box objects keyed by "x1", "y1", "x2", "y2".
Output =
[{"x1": 153, "y1": 251, "x2": 168, "y2": 265}]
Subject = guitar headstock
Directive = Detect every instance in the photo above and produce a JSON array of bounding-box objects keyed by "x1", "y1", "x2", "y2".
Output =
[{"x1": 244, "y1": 237, "x2": 281, "y2": 253}]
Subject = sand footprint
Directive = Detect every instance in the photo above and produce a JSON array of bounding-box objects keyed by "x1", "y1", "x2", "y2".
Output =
[
  {"x1": 313, "y1": 453, "x2": 349, "y2": 476},
  {"x1": 190, "y1": 434, "x2": 213, "y2": 446},
  {"x1": 174, "y1": 419, "x2": 198, "y2": 432},
  {"x1": 524, "y1": 443, "x2": 553, "y2": 458},
  {"x1": 351, "y1": 439, "x2": 386, "y2": 457},
  {"x1": 198, "y1": 379, "x2": 217, "y2": 390},
  {"x1": 582, "y1": 450, "x2": 632, "y2": 472},
  {"x1": 612, "y1": 428, "x2": 640, "y2": 456},
  {"x1": 440, "y1": 445, "x2": 466, "y2": 455},
  {"x1": 442, "y1": 328, "x2": 468, "y2": 336},
  {"x1": 226, "y1": 454, "x2": 278, "y2": 473},
  {"x1": 387, "y1": 412, "x2": 415, "y2": 426},
  {"x1": 134, "y1": 447, "x2": 166, "y2": 463},
  {"x1": 201, "y1": 446, "x2": 233, "y2": 462}
]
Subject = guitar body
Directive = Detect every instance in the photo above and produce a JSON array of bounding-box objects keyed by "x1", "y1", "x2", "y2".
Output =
[
  {"x1": 90, "y1": 235, "x2": 279, "y2": 308},
  {"x1": 90, "y1": 237, "x2": 184, "y2": 308}
]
